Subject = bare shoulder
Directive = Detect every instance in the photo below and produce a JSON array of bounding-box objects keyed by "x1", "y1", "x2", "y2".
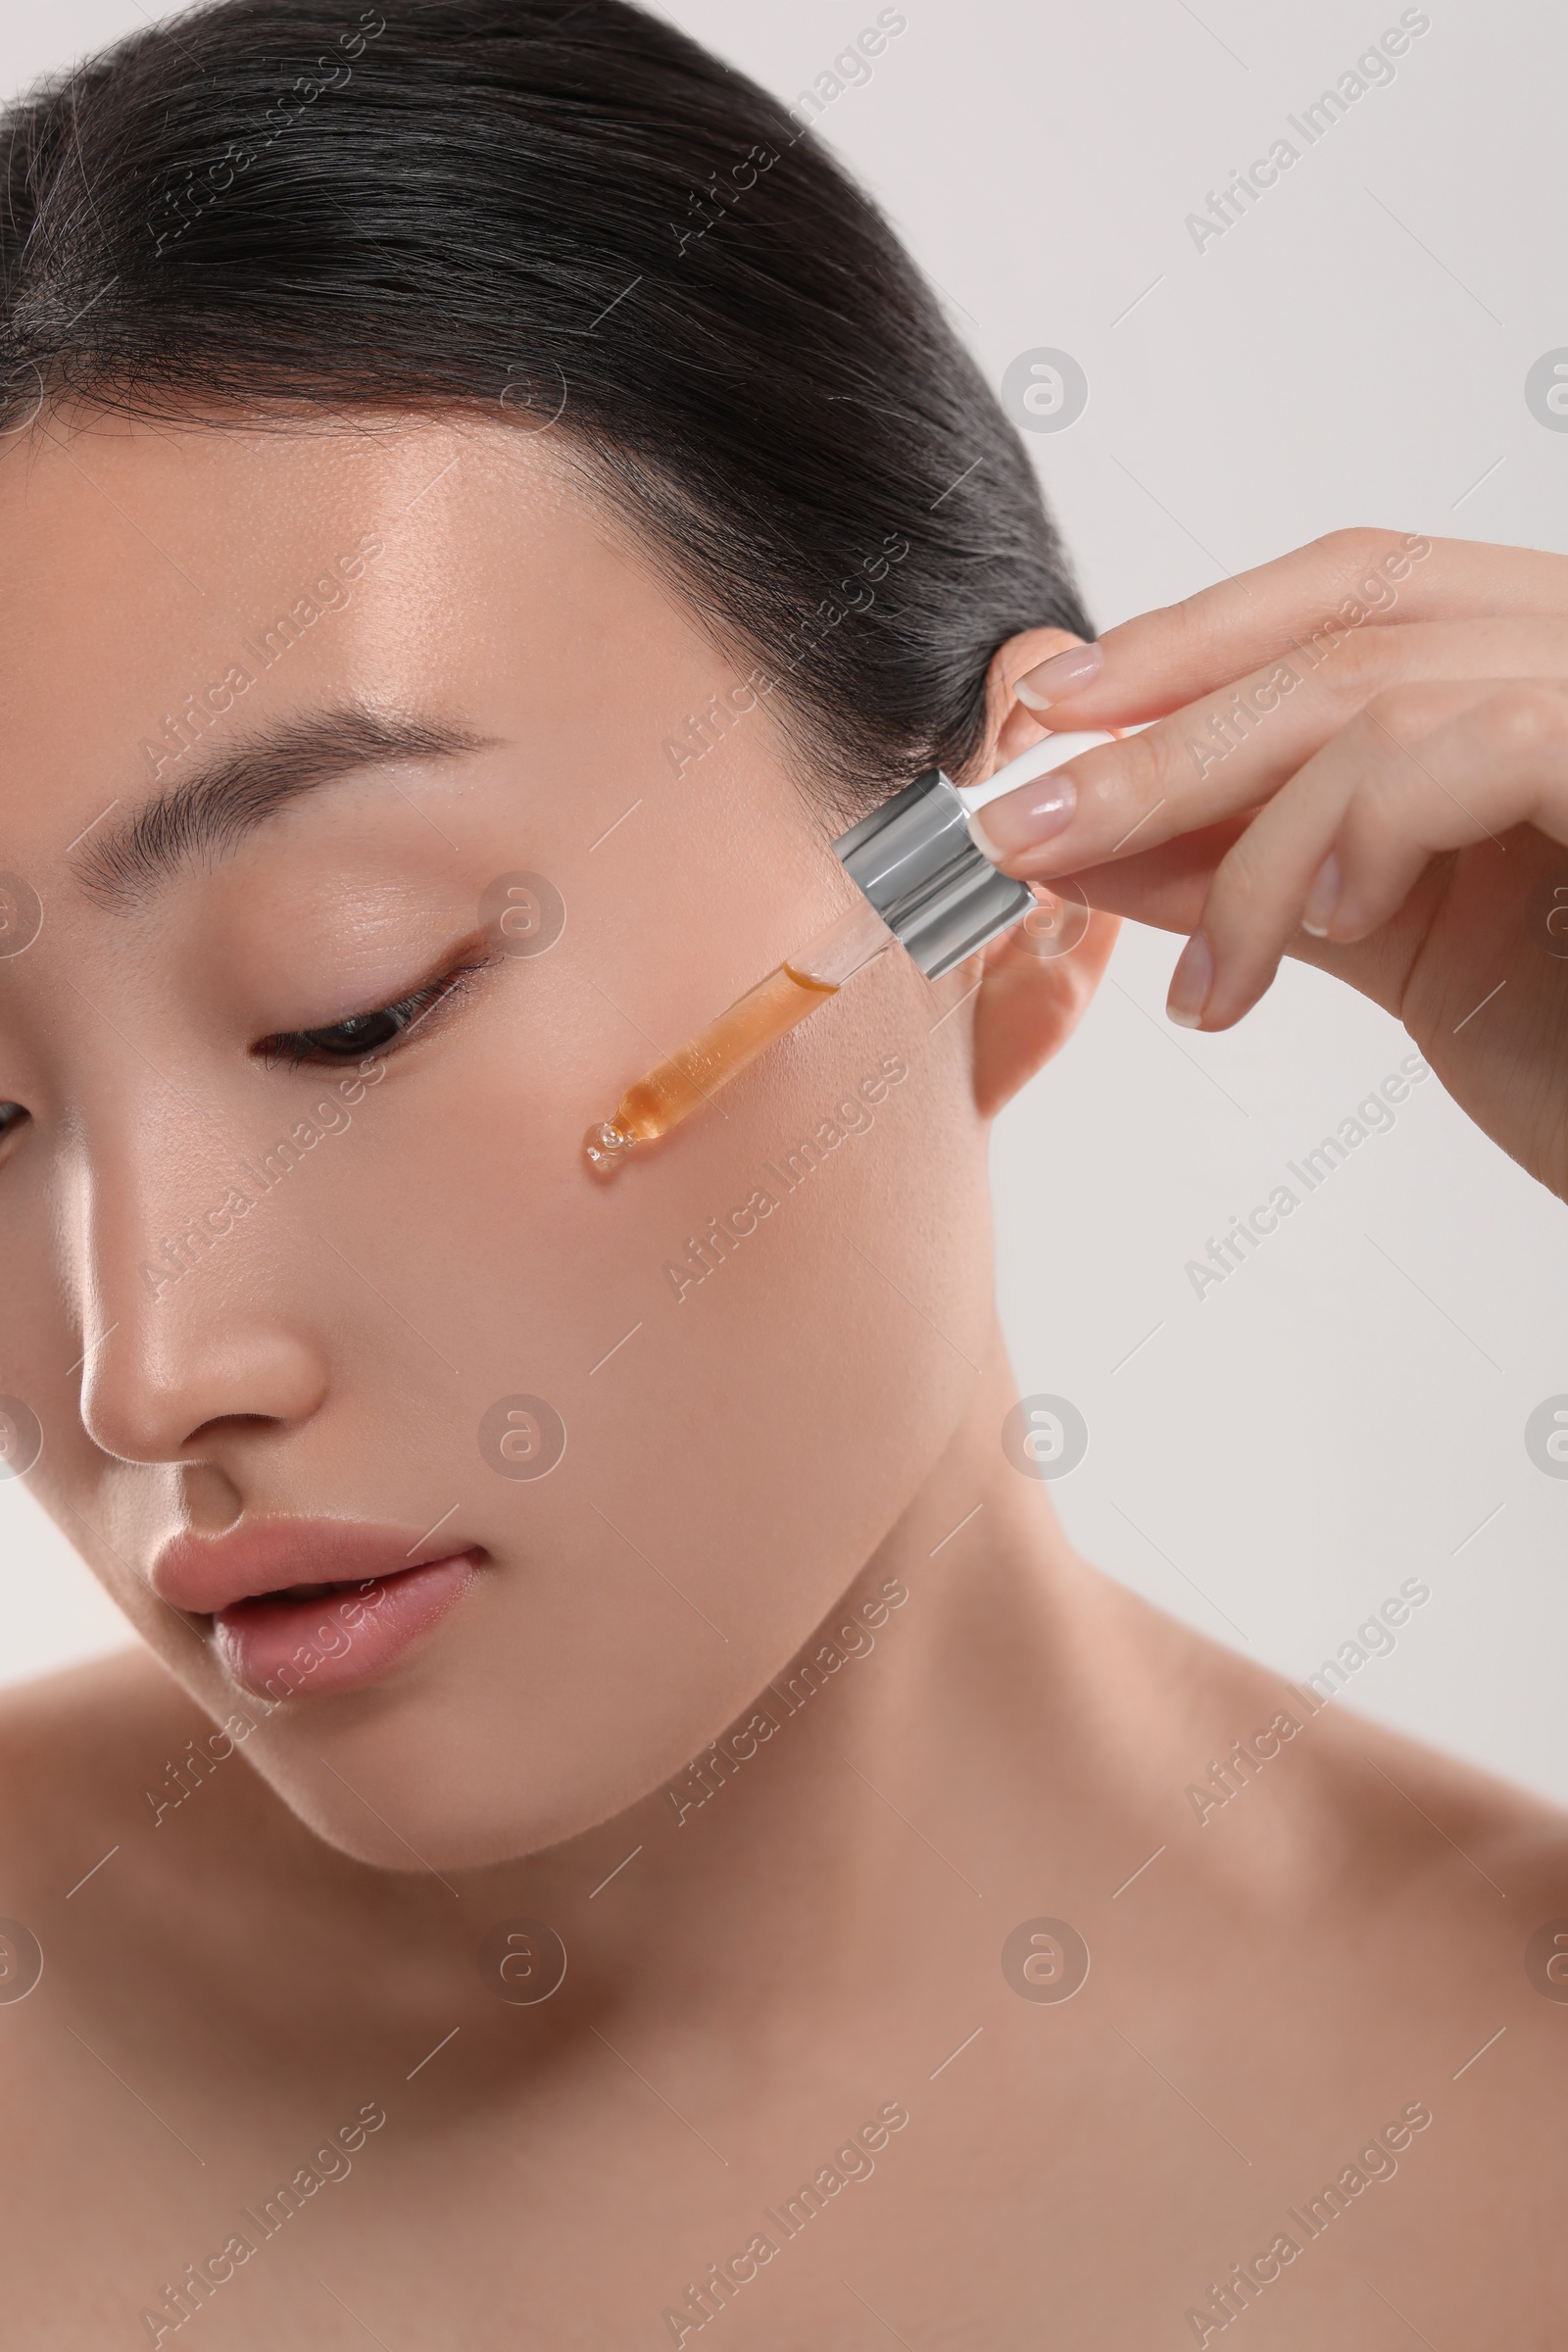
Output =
[
  {"x1": 1290, "y1": 1664, "x2": 1568, "y2": 1911},
  {"x1": 0, "y1": 1647, "x2": 210, "y2": 1889},
  {"x1": 1084, "y1": 1560, "x2": 1568, "y2": 1918},
  {"x1": 0, "y1": 1642, "x2": 194, "y2": 1767}
]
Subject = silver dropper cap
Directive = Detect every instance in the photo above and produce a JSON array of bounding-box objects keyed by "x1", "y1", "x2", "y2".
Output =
[{"x1": 831, "y1": 767, "x2": 1033, "y2": 981}]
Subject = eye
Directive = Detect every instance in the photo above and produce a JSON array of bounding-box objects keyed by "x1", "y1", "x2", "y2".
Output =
[{"x1": 257, "y1": 958, "x2": 490, "y2": 1072}]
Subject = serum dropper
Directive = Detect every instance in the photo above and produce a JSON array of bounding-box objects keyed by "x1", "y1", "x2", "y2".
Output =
[{"x1": 583, "y1": 728, "x2": 1115, "y2": 1173}]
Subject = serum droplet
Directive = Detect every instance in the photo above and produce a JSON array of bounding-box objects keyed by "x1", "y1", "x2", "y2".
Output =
[{"x1": 583, "y1": 1120, "x2": 635, "y2": 1174}]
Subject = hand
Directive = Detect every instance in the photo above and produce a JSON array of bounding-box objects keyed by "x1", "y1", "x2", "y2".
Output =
[{"x1": 975, "y1": 530, "x2": 1568, "y2": 1200}]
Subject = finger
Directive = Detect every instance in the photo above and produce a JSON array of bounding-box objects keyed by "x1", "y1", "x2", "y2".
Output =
[
  {"x1": 1329, "y1": 683, "x2": 1568, "y2": 937},
  {"x1": 1053, "y1": 815, "x2": 1251, "y2": 936},
  {"x1": 974, "y1": 618, "x2": 1568, "y2": 883},
  {"x1": 1022, "y1": 530, "x2": 1568, "y2": 732},
  {"x1": 1064, "y1": 824, "x2": 1448, "y2": 1026},
  {"x1": 1171, "y1": 681, "x2": 1568, "y2": 1030}
]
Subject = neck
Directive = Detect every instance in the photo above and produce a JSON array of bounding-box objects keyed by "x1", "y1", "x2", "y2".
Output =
[{"x1": 418, "y1": 1325, "x2": 1161, "y2": 2041}]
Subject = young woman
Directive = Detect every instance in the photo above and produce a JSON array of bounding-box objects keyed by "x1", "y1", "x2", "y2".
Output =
[{"x1": 2, "y1": 4, "x2": 1565, "y2": 2344}]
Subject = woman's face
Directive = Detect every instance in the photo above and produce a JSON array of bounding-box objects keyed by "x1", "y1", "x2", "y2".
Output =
[{"x1": 0, "y1": 414, "x2": 997, "y2": 1866}]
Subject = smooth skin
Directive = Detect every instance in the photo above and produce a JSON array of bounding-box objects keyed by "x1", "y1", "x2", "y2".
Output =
[{"x1": 0, "y1": 430, "x2": 1563, "y2": 2350}]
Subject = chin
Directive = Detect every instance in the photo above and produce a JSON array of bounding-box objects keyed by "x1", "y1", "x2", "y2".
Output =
[{"x1": 247, "y1": 1689, "x2": 686, "y2": 1875}]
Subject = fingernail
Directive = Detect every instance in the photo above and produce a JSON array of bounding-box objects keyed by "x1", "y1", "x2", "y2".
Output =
[
  {"x1": 1166, "y1": 930, "x2": 1213, "y2": 1028},
  {"x1": 967, "y1": 774, "x2": 1077, "y2": 863},
  {"x1": 1014, "y1": 641, "x2": 1103, "y2": 710},
  {"x1": 1300, "y1": 852, "x2": 1342, "y2": 938}
]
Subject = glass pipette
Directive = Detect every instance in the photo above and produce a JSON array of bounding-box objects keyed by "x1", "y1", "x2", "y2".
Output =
[{"x1": 583, "y1": 729, "x2": 1115, "y2": 1172}]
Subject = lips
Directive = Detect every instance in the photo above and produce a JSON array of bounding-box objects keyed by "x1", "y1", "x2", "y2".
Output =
[{"x1": 151, "y1": 1520, "x2": 484, "y2": 1701}]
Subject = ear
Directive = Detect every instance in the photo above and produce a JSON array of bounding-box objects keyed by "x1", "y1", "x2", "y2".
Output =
[
  {"x1": 974, "y1": 623, "x2": 1092, "y2": 775},
  {"x1": 969, "y1": 903, "x2": 1120, "y2": 1119},
  {"x1": 956, "y1": 626, "x2": 1120, "y2": 1120}
]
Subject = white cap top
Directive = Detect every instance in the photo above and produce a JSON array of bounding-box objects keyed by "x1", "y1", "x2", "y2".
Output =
[{"x1": 956, "y1": 728, "x2": 1119, "y2": 816}]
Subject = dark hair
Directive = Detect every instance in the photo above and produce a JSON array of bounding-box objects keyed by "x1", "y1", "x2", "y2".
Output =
[{"x1": 0, "y1": 0, "x2": 1091, "y2": 812}]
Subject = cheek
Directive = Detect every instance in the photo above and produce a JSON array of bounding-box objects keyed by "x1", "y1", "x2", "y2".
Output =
[
  {"x1": 622, "y1": 946, "x2": 990, "y2": 1599},
  {"x1": 265, "y1": 929, "x2": 992, "y2": 1867}
]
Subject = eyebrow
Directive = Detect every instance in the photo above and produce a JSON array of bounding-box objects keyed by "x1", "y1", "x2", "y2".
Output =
[{"x1": 71, "y1": 706, "x2": 497, "y2": 908}]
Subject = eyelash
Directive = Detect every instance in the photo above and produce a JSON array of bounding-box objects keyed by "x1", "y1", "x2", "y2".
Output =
[
  {"x1": 258, "y1": 957, "x2": 491, "y2": 1072},
  {"x1": 0, "y1": 959, "x2": 487, "y2": 1154}
]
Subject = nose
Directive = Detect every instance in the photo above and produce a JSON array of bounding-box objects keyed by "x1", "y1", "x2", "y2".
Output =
[{"x1": 73, "y1": 1118, "x2": 328, "y2": 1467}]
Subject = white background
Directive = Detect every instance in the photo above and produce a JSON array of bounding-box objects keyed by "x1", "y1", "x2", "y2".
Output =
[{"x1": 4, "y1": 0, "x2": 1567, "y2": 1802}]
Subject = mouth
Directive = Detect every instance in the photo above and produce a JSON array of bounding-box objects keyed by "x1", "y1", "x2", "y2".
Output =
[
  {"x1": 150, "y1": 1522, "x2": 486, "y2": 1703},
  {"x1": 212, "y1": 1554, "x2": 482, "y2": 1702}
]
